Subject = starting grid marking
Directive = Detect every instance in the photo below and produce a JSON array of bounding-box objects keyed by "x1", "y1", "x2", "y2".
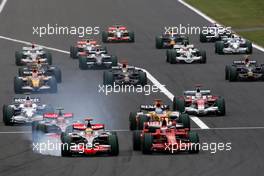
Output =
[{"x1": 2, "y1": 126, "x2": 264, "y2": 134}]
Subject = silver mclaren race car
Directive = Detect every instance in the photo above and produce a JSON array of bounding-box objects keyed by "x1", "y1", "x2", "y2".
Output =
[
  {"x1": 2, "y1": 95, "x2": 53, "y2": 126},
  {"x1": 215, "y1": 35, "x2": 252, "y2": 54},
  {"x1": 200, "y1": 24, "x2": 232, "y2": 42},
  {"x1": 166, "y1": 44, "x2": 206, "y2": 64},
  {"x1": 78, "y1": 49, "x2": 118, "y2": 70},
  {"x1": 15, "y1": 45, "x2": 52, "y2": 66}
]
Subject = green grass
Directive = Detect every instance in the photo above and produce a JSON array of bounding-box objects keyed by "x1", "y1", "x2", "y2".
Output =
[{"x1": 186, "y1": 0, "x2": 264, "y2": 46}]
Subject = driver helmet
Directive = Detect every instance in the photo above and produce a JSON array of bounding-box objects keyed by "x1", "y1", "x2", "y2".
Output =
[
  {"x1": 155, "y1": 102, "x2": 163, "y2": 114},
  {"x1": 195, "y1": 88, "x2": 202, "y2": 99},
  {"x1": 85, "y1": 128, "x2": 93, "y2": 135},
  {"x1": 24, "y1": 96, "x2": 32, "y2": 107},
  {"x1": 32, "y1": 69, "x2": 38, "y2": 78}
]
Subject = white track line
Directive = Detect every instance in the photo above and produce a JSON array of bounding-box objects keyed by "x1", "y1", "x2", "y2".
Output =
[
  {"x1": 0, "y1": 34, "x2": 209, "y2": 129},
  {"x1": 0, "y1": 0, "x2": 7, "y2": 14},
  {"x1": 178, "y1": 0, "x2": 264, "y2": 53}
]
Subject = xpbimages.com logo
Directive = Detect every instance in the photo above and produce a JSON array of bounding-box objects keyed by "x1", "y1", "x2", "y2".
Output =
[
  {"x1": 32, "y1": 24, "x2": 100, "y2": 37},
  {"x1": 98, "y1": 83, "x2": 166, "y2": 95},
  {"x1": 164, "y1": 24, "x2": 232, "y2": 36}
]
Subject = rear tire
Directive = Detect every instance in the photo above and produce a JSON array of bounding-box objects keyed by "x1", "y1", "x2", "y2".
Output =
[
  {"x1": 2, "y1": 105, "x2": 14, "y2": 126},
  {"x1": 139, "y1": 71, "x2": 147, "y2": 86},
  {"x1": 246, "y1": 41, "x2": 253, "y2": 54},
  {"x1": 173, "y1": 97, "x2": 185, "y2": 113},
  {"x1": 129, "y1": 32, "x2": 135, "y2": 42},
  {"x1": 79, "y1": 57, "x2": 88, "y2": 70},
  {"x1": 111, "y1": 56, "x2": 118, "y2": 66},
  {"x1": 225, "y1": 65, "x2": 231, "y2": 80},
  {"x1": 142, "y1": 133, "x2": 153, "y2": 154},
  {"x1": 70, "y1": 46, "x2": 78, "y2": 59},
  {"x1": 129, "y1": 112, "x2": 137, "y2": 130},
  {"x1": 52, "y1": 67, "x2": 62, "y2": 83},
  {"x1": 48, "y1": 77, "x2": 57, "y2": 93},
  {"x1": 102, "y1": 31, "x2": 108, "y2": 43},
  {"x1": 44, "y1": 53, "x2": 52, "y2": 65},
  {"x1": 108, "y1": 134, "x2": 119, "y2": 156},
  {"x1": 216, "y1": 97, "x2": 226, "y2": 116},
  {"x1": 178, "y1": 113, "x2": 190, "y2": 129},
  {"x1": 133, "y1": 130, "x2": 141, "y2": 151},
  {"x1": 200, "y1": 33, "x2": 207, "y2": 42},
  {"x1": 229, "y1": 66, "x2": 237, "y2": 82},
  {"x1": 15, "y1": 51, "x2": 23, "y2": 66},
  {"x1": 138, "y1": 115, "x2": 149, "y2": 130},
  {"x1": 103, "y1": 71, "x2": 114, "y2": 85},
  {"x1": 14, "y1": 76, "x2": 23, "y2": 94},
  {"x1": 199, "y1": 50, "x2": 206, "y2": 63},
  {"x1": 188, "y1": 131, "x2": 200, "y2": 153},
  {"x1": 155, "y1": 37, "x2": 163, "y2": 49}
]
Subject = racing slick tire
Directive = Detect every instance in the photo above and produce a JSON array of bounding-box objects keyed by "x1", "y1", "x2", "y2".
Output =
[
  {"x1": 246, "y1": 41, "x2": 253, "y2": 54},
  {"x1": 129, "y1": 32, "x2": 135, "y2": 42},
  {"x1": 138, "y1": 115, "x2": 149, "y2": 130},
  {"x1": 103, "y1": 71, "x2": 114, "y2": 85},
  {"x1": 2, "y1": 105, "x2": 14, "y2": 126},
  {"x1": 216, "y1": 97, "x2": 226, "y2": 116},
  {"x1": 225, "y1": 65, "x2": 231, "y2": 80},
  {"x1": 52, "y1": 67, "x2": 62, "y2": 83},
  {"x1": 18, "y1": 67, "x2": 25, "y2": 77},
  {"x1": 188, "y1": 131, "x2": 200, "y2": 154},
  {"x1": 48, "y1": 76, "x2": 58, "y2": 93},
  {"x1": 32, "y1": 121, "x2": 40, "y2": 142},
  {"x1": 111, "y1": 56, "x2": 118, "y2": 66},
  {"x1": 199, "y1": 50, "x2": 206, "y2": 64},
  {"x1": 229, "y1": 66, "x2": 238, "y2": 82},
  {"x1": 129, "y1": 112, "x2": 137, "y2": 130},
  {"x1": 178, "y1": 113, "x2": 190, "y2": 129},
  {"x1": 61, "y1": 135, "x2": 72, "y2": 157},
  {"x1": 139, "y1": 71, "x2": 147, "y2": 86},
  {"x1": 142, "y1": 133, "x2": 153, "y2": 154},
  {"x1": 173, "y1": 97, "x2": 185, "y2": 113},
  {"x1": 14, "y1": 76, "x2": 24, "y2": 94},
  {"x1": 70, "y1": 46, "x2": 79, "y2": 59},
  {"x1": 199, "y1": 33, "x2": 207, "y2": 43},
  {"x1": 168, "y1": 50, "x2": 177, "y2": 64},
  {"x1": 44, "y1": 52, "x2": 52, "y2": 65},
  {"x1": 102, "y1": 31, "x2": 109, "y2": 43},
  {"x1": 15, "y1": 51, "x2": 23, "y2": 66},
  {"x1": 133, "y1": 130, "x2": 141, "y2": 151},
  {"x1": 108, "y1": 134, "x2": 119, "y2": 156},
  {"x1": 261, "y1": 67, "x2": 264, "y2": 81},
  {"x1": 155, "y1": 36, "x2": 163, "y2": 49},
  {"x1": 215, "y1": 41, "x2": 224, "y2": 54},
  {"x1": 79, "y1": 57, "x2": 88, "y2": 70}
]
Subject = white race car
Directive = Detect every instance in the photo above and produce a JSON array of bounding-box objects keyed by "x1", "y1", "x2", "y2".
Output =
[
  {"x1": 2, "y1": 95, "x2": 53, "y2": 125},
  {"x1": 215, "y1": 35, "x2": 252, "y2": 54},
  {"x1": 15, "y1": 45, "x2": 52, "y2": 66},
  {"x1": 166, "y1": 44, "x2": 206, "y2": 64}
]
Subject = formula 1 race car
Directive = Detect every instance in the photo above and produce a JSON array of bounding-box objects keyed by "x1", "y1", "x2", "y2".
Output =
[
  {"x1": 60, "y1": 118, "x2": 119, "y2": 156},
  {"x1": 15, "y1": 45, "x2": 52, "y2": 66},
  {"x1": 225, "y1": 58, "x2": 264, "y2": 81},
  {"x1": 200, "y1": 24, "x2": 232, "y2": 42},
  {"x1": 102, "y1": 25, "x2": 135, "y2": 43},
  {"x1": 103, "y1": 62, "x2": 147, "y2": 85},
  {"x1": 166, "y1": 44, "x2": 206, "y2": 64},
  {"x1": 18, "y1": 61, "x2": 62, "y2": 83},
  {"x1": 70, "y1": 39, "x2": 107, "y2": 59},
  {"x1": 215, "y1": 35, "x2": 252, "y2": 54},
  {"x1": 173, "y1": 86, "x2": 226, "y2": 116},
  {"x1": 78, "y1": 49, "x2": 118, "y2": 70},
  {"x1": 32, "y1": 108, "x2": 73, "y2": 142},
  {"x1": 14, "y1": 70, "x2": 57, "y2": 94},
  {"x1": 132, "y1": 122, "x2": 199, "y2": 154},
  {"x1": 2, "y1": 95, "x2": 53, "y2": 126},
  {"x1": 155, "y1": 33, "x2": 189, "y2": 49},
  {"x1": 129, "y1": 99, "x2": 190, "y2": 130}
]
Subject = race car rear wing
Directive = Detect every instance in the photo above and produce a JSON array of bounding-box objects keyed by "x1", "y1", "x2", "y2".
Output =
[
  {"x1": 22, "y1": 46, "x2": 43, "y2": 51},
  {"x1": 140, "y1": 105, "x2": 169, "y2": 111},
  {"x1": 13, "y1": 97, "x2": 40, "y2": 103},
  {"x1": 233, "y1": 60, "x2": 257, "y2": 65},
  {"x1": 43, "y1": 113, "x2": 73, "y2": 119},
  {"x1": 184, "y1": 90, "x2": 211, "y2": 96}
]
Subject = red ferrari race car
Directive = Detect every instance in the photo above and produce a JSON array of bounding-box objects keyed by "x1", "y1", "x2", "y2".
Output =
[
  {"x1": 133, "y1": 120, "x2": 199, "y2": 154},
  {"x1": 129, "y1": 99, "x2": 190, "y2": 130},
  {"x1": 173, "y1": 86, "x2": 226, "y2": 116},
  {"x1": 70, "y1": 39, "x2": 107, "y2": 59},
  {"x1": 60, "y1": 118, "x2": 119, "y2": 157},
  {"x1": 32, "y1": 108, "x2": 73, "y2": 142},
  {"x1": 102, "y1": 25, "x2": 135, "y2": 43}
]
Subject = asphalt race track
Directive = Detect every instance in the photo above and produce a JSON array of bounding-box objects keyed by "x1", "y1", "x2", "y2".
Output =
[{"x1": 0, "y1": 0, "x2": 264, "y2": 176}]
